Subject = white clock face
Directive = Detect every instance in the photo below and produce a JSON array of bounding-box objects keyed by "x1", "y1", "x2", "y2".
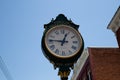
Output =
[{"x1": 45, "y1": 25, "x2": 82, "y2": 58}]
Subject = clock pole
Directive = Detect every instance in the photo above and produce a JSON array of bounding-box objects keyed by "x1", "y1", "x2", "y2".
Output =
[{"x1": 58, "y1": 66, "x2": 70, "y2": 80}]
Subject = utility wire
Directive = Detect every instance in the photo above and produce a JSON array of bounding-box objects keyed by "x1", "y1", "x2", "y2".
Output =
[{"x1": 0, "y1": 56, "x2": 14, "y2": 80}]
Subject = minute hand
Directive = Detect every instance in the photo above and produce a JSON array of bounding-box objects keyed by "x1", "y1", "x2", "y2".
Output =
[{"x1": 49, "y1": 39, "x2": 68, "y2": 43}]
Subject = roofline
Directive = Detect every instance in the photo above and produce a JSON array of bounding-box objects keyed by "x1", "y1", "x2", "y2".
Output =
[{"x1": 107, "y1": 6, "x2": 120, "y2": 29}]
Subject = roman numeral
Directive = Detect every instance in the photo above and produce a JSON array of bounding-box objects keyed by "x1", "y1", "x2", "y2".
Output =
[
  {"x1": 68, "y1": 50, "x2": 72, "y2": 54},
  {"x1": 55, "y1": 30, "x2": 59, "y2": 35},
  {"x1": 48, "y1": 39, "x2": 53, "y2": 43},
  {"x1": 62, "y1": 51, "x2": 65, "y2": 56},
  {"x1": 71, "y1": 35, "x2": 75, "y2": 39},
  {"x1": 73, "y1": 41, "x2": 78, "y2": 44},
  {"x1": 49, "y1": 45, "x2": 55, "y2": 50},
  {"x1": 50, "y1": 35, "x2": 55, "y2": 38},
  {"x1": 55, "y1": 49, "x2": 59, "y2": 54},
  {"x1": 60, "y1": 29, "x2": 65, "y2": 34},
  {"x1": 71, "y1": 45, "x2": 77, "y2": 50}
]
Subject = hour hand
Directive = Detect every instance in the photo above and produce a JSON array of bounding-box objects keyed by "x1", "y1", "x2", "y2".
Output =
[{"x1": 61, "y1": 33, "x2": 68, "y2": 46}]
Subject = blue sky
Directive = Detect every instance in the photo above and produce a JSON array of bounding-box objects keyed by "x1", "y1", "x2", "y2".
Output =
[{"x1": 0, "y1": 0, "x2": 120, "y2": 80}]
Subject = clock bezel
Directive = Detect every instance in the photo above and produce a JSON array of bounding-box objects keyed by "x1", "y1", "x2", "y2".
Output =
[{"x1": 44, "y1": 25, "x2": 83, "y2": 59}]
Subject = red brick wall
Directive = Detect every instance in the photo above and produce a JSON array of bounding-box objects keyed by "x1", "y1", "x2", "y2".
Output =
[
  {"x1": 88, "y1": 48, "x2": 120, "y2": 80},
  {"x1": 77, "y1": 58, "x2": 91, "y2": 80}
]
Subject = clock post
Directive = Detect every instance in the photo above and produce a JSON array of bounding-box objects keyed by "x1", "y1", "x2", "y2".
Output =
[
  {"x1": 41, "y1": 14, "x2": 84, "y2": 80},
  {"x1": 58, "y1": 65, "x2": 71, "y2": 80}
]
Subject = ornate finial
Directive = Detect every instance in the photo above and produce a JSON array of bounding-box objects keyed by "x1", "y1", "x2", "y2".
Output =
[
  {"x1": 55, "y1": 14, "x2": 68, "y2": 21},
  {"x1": 44, "y1": 14, "x2": 79, "y2": 30}
]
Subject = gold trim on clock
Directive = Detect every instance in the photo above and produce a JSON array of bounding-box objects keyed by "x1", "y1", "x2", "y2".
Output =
[{"x1": 45, "y1": 25, "x2": 83, "y2": 58}]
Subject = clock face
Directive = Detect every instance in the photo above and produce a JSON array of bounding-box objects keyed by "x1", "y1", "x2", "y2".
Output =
[{"x1": 45, "y1": 25, "x2": 82, "y2": 58}]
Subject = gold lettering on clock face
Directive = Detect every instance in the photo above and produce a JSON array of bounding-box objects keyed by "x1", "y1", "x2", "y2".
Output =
[{"x1": 45, "y1": 25, "x2": 82, "y2": 58}]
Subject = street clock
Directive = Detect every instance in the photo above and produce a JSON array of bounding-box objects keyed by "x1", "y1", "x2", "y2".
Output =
[{"x1": 41, "y1": 14, "x2": 84, "y2": 80}]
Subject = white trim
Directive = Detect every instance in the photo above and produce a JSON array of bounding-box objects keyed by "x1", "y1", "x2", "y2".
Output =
[
  {"x1": 108, "y1": 7, "x2": 120, "y2": 33},
  {"x1": 71, "y1": 49, "x2": 89, "y2": 80}
]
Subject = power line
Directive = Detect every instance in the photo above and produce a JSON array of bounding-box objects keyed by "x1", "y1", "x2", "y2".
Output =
[{"x1": 0, "y1": 56, "x2": 14, "y2": 80}]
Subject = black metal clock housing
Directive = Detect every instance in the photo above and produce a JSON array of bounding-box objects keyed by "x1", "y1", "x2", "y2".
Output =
[{"x1": 41, "y1": 14, "x2": 84, "y2": 66}]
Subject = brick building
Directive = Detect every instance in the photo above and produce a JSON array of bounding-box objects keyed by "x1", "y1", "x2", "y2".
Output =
[{"x1": 71, "y1": 6, "x2": 120, "y2": 80}]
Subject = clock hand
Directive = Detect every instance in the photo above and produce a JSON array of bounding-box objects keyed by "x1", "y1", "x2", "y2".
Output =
[
  {"x1": 61, "y1": 33, "x2": 68, "y2": 46},
  {"x1": 49, "y1": 39, "x2": 68, "y2": 43}
]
